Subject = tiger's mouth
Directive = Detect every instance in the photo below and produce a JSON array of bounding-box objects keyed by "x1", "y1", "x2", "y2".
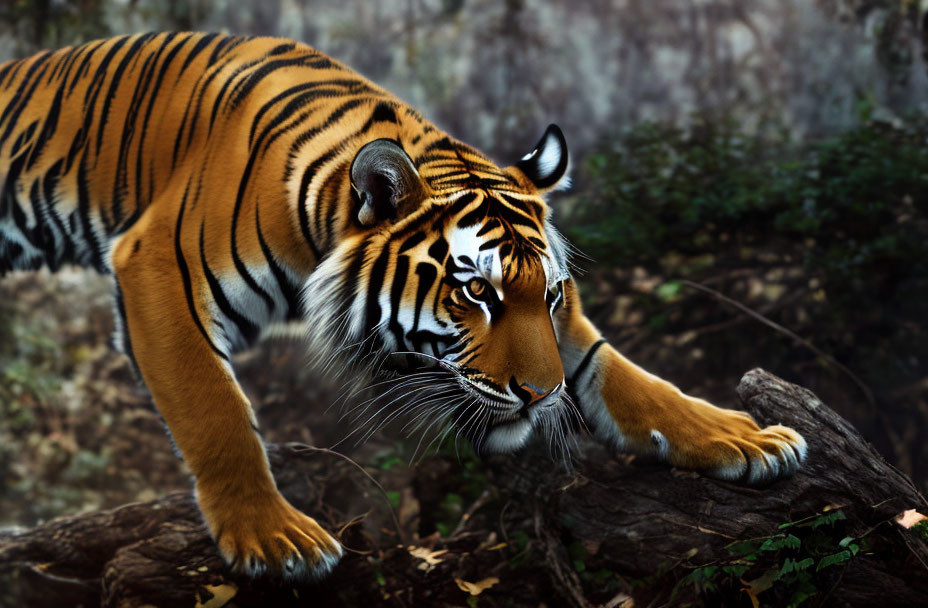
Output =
[
  {"x1": 370, "y1": 352, "x2": 578, "y2": 457},
  {"x1": 449, "y1": 373, "x2": 569, "y2": 454}
]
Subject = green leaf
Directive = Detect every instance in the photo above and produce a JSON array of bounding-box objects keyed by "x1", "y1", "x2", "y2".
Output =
[
  {"x1": 655, "y1": 281, "x2": 683, "y2": 301},
  {"x1": 721, "y1": 564, "x2": 749, "y2": 578},
  {"x1": 745, "y1": 567, "x2": 778, "y2": 595},
  {"x1": 810, "y1": 511, "x2": 847, "y2": 528},
  {"x1": 727, "y1": 539, "x2": 763, "y2": 557},
  {"x1": 778, "y1": 558, "x2": 797, "y2": 577},
  {"x1": 838, "y1": 536, "x2": 855, "y2": 547},
  {"x1": 816, "y1": 550, "x2": 851, "y2": 571}
]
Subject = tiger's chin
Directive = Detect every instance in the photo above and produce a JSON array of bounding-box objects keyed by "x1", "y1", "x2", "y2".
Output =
[{"x1": 479, "y1": 418, "x2": 535, "y2": 453}]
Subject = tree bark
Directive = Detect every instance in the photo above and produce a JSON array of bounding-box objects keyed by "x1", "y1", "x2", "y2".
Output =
[{"x1": 1, "y1": 369, "x2": 926, "y2": 607}]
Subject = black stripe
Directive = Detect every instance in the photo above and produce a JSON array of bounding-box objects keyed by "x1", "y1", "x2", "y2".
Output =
[
  {"x1": 0, "y1": 58, "x2": 19, "y2": 89},
  {"x1": 411, "y1": 262, "x2": 437, "y2": 336},
  {"x1": 312, "y1": 151, "x2": 342, "y2": 248},
  {"x1": 111, "y1": 38, "x2": 165, "y2": 230},
  {"x1": 42, "y1": 159, "x2": 74, "y2": 266},
  {"x1": 131, "y1": 32, "x2": 186, "y2": 221},
  {"x1": 445, "y1": 192, "x2": 478, "y2": 217},
  {"x1": 338, "y1": 237, "x2": 371, "y2": 313},
  {"x1": 457, "y1": 197, "x2": 490, "y2": 228},
  {"x1": 255, "y1": 205, "x2": 302, "y2": 320},
  {"x1": 180, "y1": 36, "x2": 244, "y2": 154},
  {"x1": 66, "y1": 39, "x2": 107, "y2": 95},
  {"x1": 248, "y1": 82, "x2": 320, "y2": 147},
  {"x1": 113, "y1": 280, "x2": 139, "y2": 374},
  {"x1": 64, "y1": 124, "x2": 87, "y2": 174},
  {"x1": 476, "y1": 218, "x2": 500, "y2": 237},
  {"x1": 9, "y1": 120, "x2": 37, "y2": 157},
  {"x1": 207, "y1": 35, "x2": 240, "y2": 64},
  {"x1": 365, "y1": 244, "x2": 392, "y2": 333},
  {"x1": 388, "y1": 255, "x2": 410, "y2": 349},
  {"x1": 174, "y1": 185, "x2": 229, "y2": 361},
  {"x1": 199, "y1": 221, "x2": 260, "y2": 347},
  {"x1": 207, "y1": 58, "x2": 263, "y2": 135},
  {"x1": 427, "y1": 236, "x2": 448, "y2": 263},
  {"x1": 398, "y1": 231, "x2": 426, "y2": 253},
  {"x1": 229, "y1": 136, "x2": 278, "y2": 314},
  {"x1": 27, "y1": 180, "x2": 50, "y2": 257},
  {"x1": 290, "y1": 98, "x2": 364, "y2": 152},
  {"x1": 177, "y1": 33, "x2": 219, "y2": 80},
  {"x1": 76, "y1": 155, "x2": 106, "y2": 271},
  {"x1": 430, "y1": 176, "x2": 516, "y2": 191},
  {"x1": 0, "y1": 50, "x2": 52, "y2": 134},
  {"x1": 322, "y1": 160, "x2": 348, "y2": 248},
  {"x1": 0, "y1": 61, "x2": 51, "y2": 148},
  {"x1": 8, "y1": 161, "x2": 29, "y2": 232},
  {"x1": 501, "y1": 193, "x2": 545, "y2": 221},
  {"x1": 568, "y1": 339, "x2": 607, "y2": 387},
  {"x1": 369, "y1": 101, "x2": 398, "y2": 124},
  {"x1": 95, "y1": 33, "x2": 156, "y2": 156},
  {"x1": 227, "y1": 56, "x2": 312, "y2": 110},
  {"x1": 527, "y1": 236, "x2": 546, "y2": 250},
  {"x1": 48, "y1": 46, "x2": 77, "y2": 83},
  {"x1": 478, "y1": 237, "x2": 504, "y2": 251},
  {"x1": 80, "y1": 35, "x2": 131, "y2": 111},
  {"x1": 25, "y1": 84, "x2": 63, "y2": 170},
  {"x1": 494, "y1": 199, "x2": 538, "y2": 228},
  {"x1": 183, "y1": 52, "x2": 235, "y2": 151},
  {"x1": 252, "y1": 86, "x2": 365, "y2": 156},
  {"x1": 170, "y1": 92, "x2": 194, "y2": 169},
  {"x1": 296, "y1": 151, "x2": 332, "y2": 260}
]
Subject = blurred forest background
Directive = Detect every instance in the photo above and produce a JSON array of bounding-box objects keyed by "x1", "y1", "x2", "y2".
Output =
[{"x1": 1, "y1": 0, "x2": 927, "y2": 599}]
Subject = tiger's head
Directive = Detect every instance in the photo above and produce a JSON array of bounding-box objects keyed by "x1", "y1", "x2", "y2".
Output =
[{"x1": 304, "y1": 125, "x2": 576, "y2": 454}]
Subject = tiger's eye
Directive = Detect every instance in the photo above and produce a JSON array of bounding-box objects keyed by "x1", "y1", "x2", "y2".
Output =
[{"x1": 464, "y1": 278, "x2": 494, "y2": 304}]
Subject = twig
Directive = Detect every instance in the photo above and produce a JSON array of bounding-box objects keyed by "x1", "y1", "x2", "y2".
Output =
[
  {"x1": 677, "y1": 279, "x2": 876, "y2": 408},
  {"x1": 287, "y1": 443, "x2": 406, "y2": 544},
  {"x1": 450, "y1": 489, "x2": 493, "y2": 537},
  {"x1": 533, "y1": 503, "x2": 592, "y2": 608}
]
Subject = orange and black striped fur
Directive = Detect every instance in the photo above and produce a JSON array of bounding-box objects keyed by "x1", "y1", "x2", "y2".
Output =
[{"x1": 0, "y1": 33, "x2": 807, "y2": 579}]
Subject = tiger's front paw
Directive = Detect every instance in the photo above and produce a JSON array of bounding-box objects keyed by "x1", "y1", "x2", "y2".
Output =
[
  {"x1": 703, "y1": 418, "x2": 808, "y2": 484},
  {"x1": 200, "y1": 490, "x2": 343, "y2": 581},
  {"x1": 659, "y1": 405, "x2": 807, "y2": 485}
]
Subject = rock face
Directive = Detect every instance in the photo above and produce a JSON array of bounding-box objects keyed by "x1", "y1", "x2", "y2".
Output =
[{"x1": 1, "y1": 369, "x2": 927, "y2": 608}]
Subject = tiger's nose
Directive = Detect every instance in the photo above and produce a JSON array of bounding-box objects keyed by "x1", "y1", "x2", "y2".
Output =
[{"x1": 511, "y1": 378, "x2": 564, "y2": 406}]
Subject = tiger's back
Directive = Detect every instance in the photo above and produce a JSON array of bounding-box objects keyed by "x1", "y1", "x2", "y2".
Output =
[{"x1": 0, "y1": 33, "x2": 394, "y2": 277}]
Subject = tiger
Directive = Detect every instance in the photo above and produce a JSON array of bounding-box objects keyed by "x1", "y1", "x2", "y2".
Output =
[{"x1": 0, "y1": 33, "x2": 807, "y2": 580}]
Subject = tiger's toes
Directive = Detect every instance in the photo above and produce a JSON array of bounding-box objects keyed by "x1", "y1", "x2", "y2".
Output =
[
  {"x1": 709, "y1": 424, "x2": 808, "y2": 485},
  {"x1": 213, "y1": 500, "x2": 343, "y2": 582}
]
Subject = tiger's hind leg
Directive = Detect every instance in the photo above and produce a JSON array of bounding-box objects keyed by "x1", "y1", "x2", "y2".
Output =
[
  {"x1": 556, "y1": 279, "x2": 806, "y2": 483},
  {"x1": 111, "y1": 198, "x2": 342, "y2": 580}
]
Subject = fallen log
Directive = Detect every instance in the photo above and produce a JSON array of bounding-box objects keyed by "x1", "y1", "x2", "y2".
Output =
[{"x1": 1, "y1": 369, "x2": 927, "y2": 607}]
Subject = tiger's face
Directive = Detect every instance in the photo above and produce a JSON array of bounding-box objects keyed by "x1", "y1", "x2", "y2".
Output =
[{"x1": 304, "y1": 125, "x2": 575, "y2": 454}]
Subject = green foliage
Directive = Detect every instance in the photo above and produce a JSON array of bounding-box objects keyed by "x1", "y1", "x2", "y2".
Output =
[
  {"x1": 567, "y1": 116, "x2": 928, "y2": 286},
  {"x1": 0, "y1": 308, "x2": 62, "y2": 430},
  {"x1": 676, "y1": 508, "x2": 865, "y2": 607},
  {"x1": 912, "y1": 521, "x2": 928, "y2": 543}
]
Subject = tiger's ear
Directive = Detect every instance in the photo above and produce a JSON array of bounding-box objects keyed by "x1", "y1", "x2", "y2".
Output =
[
  {"x1": 351, "y1": 139, "x2": 427, "y2": 226},
  {"x1": 514, "y1": 124, "x2": 570, "y2": 193}
]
